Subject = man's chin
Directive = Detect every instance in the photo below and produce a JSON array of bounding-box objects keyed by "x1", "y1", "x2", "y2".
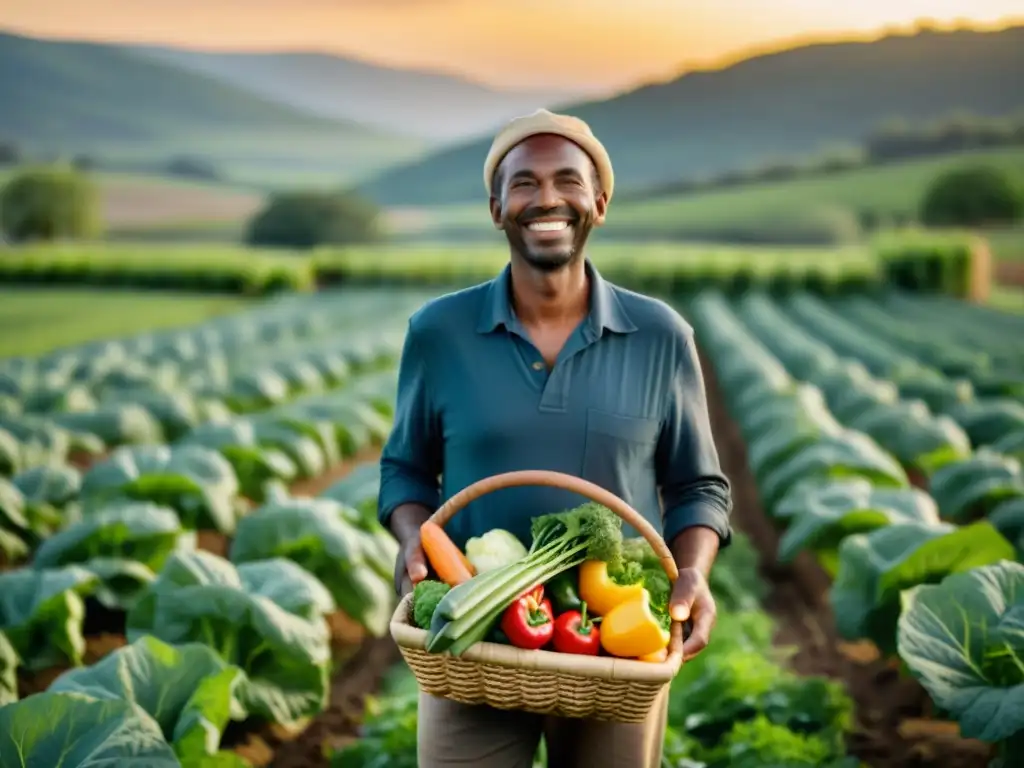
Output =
[{"x1": 521, "y1": 249, "x2": 576, "y2": 272}]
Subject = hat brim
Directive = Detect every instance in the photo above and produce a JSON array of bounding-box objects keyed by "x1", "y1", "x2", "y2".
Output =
[{"x1": 483, "y1": 126, "x2": 614, "y2": 203}]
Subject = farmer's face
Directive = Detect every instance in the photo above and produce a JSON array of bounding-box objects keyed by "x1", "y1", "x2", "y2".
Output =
[{"x1": 490, "y1": 134, "x2": 607, "y2": 272}]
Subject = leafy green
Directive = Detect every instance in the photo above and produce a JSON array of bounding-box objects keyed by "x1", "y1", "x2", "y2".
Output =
[
  {"x1": 228, "y1": 495, "x2": 395, "y2": 636},
  {"x1": 830, "y1": 521, "x2": 1016, "y2": 655},
  {"x1": 49, "y1": 634, "x2": 247, "y2": 763},
  {"x1": 775, "y1": 479, "x2": 940, "y2": 575},
  {"x1": 81, "y1": 444, "x2": 241, "y2": 533},
  {"x1": 897, "y1": 560, "x2": 1024, "y2": 744},
  {"x1": 0, "y1": 565, "x2": 98, "y2": 670},
  {"x1": 928, "y1": 450, "x2": 1024, "y2": 522},
  {"x1": 32, "y1": 502, "x2": 194, "y2": 610},
  {"x1": 126, "y1": 549, "x2": 333, "y2": 727},
  {"x1": 760, "y1": 430, "x2": 909, "y2": 509},
  {"x1": 0, "y1": 690, "x2": 180, "y2": 766},
  {"x1": 0, "y1": 630, "x2": 18, "y2": 707}
]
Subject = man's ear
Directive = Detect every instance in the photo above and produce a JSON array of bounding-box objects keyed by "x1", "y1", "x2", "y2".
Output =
[
  {"x1": 592, "y1": 191, "x2": 608, "y2": 227},
  {"x1": 489, "y1": 196, "x2": 504, "y2": 230}
]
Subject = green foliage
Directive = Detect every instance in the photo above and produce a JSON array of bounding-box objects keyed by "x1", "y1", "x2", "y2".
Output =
[
  {"x1": 0, "y1": 165, "x2": 101, "y2": 243},
  {"x1": 245, "y1": 190, "x2": 384, "y2": 249},
  {"x1": 0, "y1": 690, "x2": 180, "y2": 766},
  {"x1": 920, "y1": 165, "x2": 1024, "y2": 227},
  {"x1": 897, "y1": 561, "x2": 1024, "y2": 746}
]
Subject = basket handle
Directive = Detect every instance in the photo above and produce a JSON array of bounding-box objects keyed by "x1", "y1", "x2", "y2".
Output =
[{"x1": 428, "y1": 469, "x2": 685, "y2": 659}]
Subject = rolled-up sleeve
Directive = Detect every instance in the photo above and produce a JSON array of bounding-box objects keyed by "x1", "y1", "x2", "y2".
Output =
[
  {"x1": 657, "y1": 334, "x2": 733, "y2": 548},
  {"x1": 377, "y1": 318, "x2": 443, "y2": 528}
]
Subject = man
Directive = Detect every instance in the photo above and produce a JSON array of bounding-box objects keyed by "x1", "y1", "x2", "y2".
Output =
[{"x1": 377, "y1": 109, "x2": 732, "y2": 768}]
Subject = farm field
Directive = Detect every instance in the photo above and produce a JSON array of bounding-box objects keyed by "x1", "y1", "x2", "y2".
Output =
[
  {"x1": 0, "y1": 288, "x2": 253, "y2": 357},
  {"x1": 0, "y1": 168, "x2": 267, "y2": 232},
  {"x1": 0, "y1": 272, "x2": 1021, "y2": 767}
]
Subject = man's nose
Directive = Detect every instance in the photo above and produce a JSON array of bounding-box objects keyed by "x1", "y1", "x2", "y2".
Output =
[{"x1": 537, "y1": 180, "x2": 562, "y2": 209}]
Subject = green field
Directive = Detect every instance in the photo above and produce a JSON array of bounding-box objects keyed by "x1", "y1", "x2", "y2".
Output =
[
  {"x1": 396, "y1": 146, "x2": 1024, "y2": 250},
  {"x1": 0, "y1": 288, "x2": 252, "y2": 357},
  {"x1": 0, "y1": 278, "x2": 1021, "y2": 767}
]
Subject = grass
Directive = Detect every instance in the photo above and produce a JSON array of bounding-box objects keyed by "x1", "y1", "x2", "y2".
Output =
[
  {"x1": 987, "y1": 285, "x2": 1024, "y2": 314},
  {"x1": 0, "y1": 287, "x2": 252, "y2": 358},
  {"x1": 396, "y1": 146, "x2": 1024, "y2": 249}
]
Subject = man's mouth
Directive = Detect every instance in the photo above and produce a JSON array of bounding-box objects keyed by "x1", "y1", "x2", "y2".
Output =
[{"x1": 524, "y1": 220, "x2": 572, "y2": 233}]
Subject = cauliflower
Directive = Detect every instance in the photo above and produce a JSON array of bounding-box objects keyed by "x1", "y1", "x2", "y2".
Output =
[{"x1": 464, "y1": 529, "x2": 528, "y2": 573}]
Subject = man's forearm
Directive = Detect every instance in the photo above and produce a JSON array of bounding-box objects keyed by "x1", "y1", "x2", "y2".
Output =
[
  {"x1": 669, "y1": 524, "x2": 720, "y2": 579},
  {"x1": 388, "y1": 502, "x2": 434, "y2": 542}
]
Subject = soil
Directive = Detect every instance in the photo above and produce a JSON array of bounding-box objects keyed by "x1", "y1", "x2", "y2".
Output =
[
  {"x1": 224, "y1": 635, "x2": 400, "y2": 768},
  {"x1": 290, "y1": 447, "x2": 382, "y2": 498},
  {"x1": 699, "y1": 348, "x2": 996, "y2": 768},
  {"x1": 995, "y1": 261, "x2": 1024, "y2": 287}
]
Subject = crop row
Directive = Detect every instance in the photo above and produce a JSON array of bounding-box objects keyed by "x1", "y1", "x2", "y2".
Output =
[
  {"x1": 332, "y1": 530, "x2": 866, "y2": 768},
  {"x1": 0, "y1": 289, "x2": 432, "y2": 764},
  {"x1": 688, "y1": 290, "x2": 1023, "y2": 766},
  {"x1": 0, "y1": 460, "x2": 394, "y2": 765},
  {"x1": 0, "y1": 230, "x2": 987, "y2": 298},
  {"x1": 0, "y1": 288, "x2": 431, "y2": 481}
]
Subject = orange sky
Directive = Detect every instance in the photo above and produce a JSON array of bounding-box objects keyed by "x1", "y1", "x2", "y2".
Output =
[{"x1": 3, "y1": 0, "x2": 1022, "y2": 92}]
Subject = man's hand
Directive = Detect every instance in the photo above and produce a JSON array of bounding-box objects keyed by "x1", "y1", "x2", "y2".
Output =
[
  {"x1": 667, "y1": 525, "x2": 721, "y2": 661},
  {"x1": 388, "y1": 503, "x2": 433, "y2": 597},
  {"x1": 395, "y1": 532, "x2": 429, "y2": 597},
  {"x1": 669, "y1": 567, "x2": 717, "y2": 660}
]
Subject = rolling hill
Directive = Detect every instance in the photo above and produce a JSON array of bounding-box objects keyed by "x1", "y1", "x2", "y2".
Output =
[
  {"x1": 129, "y1": 46, "x2": 585, "y2": 143},
  {"x1": 355, "y1": 25, "x2": 1024, "y2": 207},
  {"x1": 0, "y1": 30, "x2": 428, "y2": 187}
]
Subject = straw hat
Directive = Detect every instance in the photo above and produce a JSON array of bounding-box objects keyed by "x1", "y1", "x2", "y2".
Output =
[{"x1": 483, "y1": 109, "x2": 614, "y2": 202}]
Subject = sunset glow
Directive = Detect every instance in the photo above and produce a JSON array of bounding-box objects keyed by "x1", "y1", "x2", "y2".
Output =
[{"x1": 2, "y1": 0, "x2": 1021, "y2": 92}]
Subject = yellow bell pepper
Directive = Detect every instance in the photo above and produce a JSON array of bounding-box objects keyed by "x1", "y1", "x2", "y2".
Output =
[
  {"x1": 637, "y1": 647, "x2": 669, "y2": 663},
  {"x1": 599, "y1": 589, "x2": 671, "y2": 659},
  {"x1": 578, "y1": 560, "x2": 645, "y2": 616}
]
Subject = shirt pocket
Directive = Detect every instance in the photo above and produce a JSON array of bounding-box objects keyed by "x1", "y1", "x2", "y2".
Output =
[{"x1": 580, "y1": 408, "x2": 661, "y2": 498}]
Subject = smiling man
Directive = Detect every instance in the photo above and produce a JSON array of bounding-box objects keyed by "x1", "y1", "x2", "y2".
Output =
[{"x1": 378, "y1": 109, "x2": 733, "y2": 768}]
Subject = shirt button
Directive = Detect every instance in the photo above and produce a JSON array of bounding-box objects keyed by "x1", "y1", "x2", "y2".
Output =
[{"x1": 532, "y1": 361, "x2": 544, "y2": 371}]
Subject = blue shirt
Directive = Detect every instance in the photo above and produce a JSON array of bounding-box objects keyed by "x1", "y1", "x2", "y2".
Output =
[{"x1": 377, "y1": 259, "x2": 732, "y2": 552}]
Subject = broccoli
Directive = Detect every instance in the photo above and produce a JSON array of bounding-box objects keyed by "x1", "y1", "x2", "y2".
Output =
[
  {"x1": 529, "y1": 501, "x2": 625, "y2": 569},
  {"x1": 412, "y1": 579, "x2": 451, "y2": 629}
]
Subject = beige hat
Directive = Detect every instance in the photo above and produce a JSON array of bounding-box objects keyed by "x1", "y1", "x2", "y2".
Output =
[{"x1": 483, "y1": 108, "x2": 614, "y2": 202}]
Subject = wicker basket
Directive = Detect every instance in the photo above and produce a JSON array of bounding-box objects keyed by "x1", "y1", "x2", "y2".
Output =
[{"x1": 389, "y1": 469, "x2": 685, "y2": 723}]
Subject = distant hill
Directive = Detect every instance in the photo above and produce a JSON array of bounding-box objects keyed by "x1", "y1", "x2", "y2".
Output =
[
  {"x1": 129, "y1": 46, "x2": 585, "y2": 143},
  {"x1": 0, "y1": 31, "x2": 427, "y2": 187},
  {"x1": 355, "y1": 25, "x2": 1024, "y2": 207}
]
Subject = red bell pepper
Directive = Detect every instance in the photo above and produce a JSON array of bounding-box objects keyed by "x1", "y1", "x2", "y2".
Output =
[
  {"x1": 500, "y1": 585, "x2": 554, "y2": 650},
  {"x1": 552, "y1": 601, "x2": 600, "y2": 655}
]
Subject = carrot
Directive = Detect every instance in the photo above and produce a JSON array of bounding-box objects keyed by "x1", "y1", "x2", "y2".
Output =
[{"x1": 420, "y1": 521, "x2": 475, "y2": 586}]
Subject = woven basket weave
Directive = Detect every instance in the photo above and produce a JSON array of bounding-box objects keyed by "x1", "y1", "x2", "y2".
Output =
[{"x1": 389, "y1": 469, "x2": 684, "y2": 723}]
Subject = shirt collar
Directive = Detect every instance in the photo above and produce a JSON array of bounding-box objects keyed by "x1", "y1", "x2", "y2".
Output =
[{"x1": 476, "y1": 258, "x2": 637, "y2": 337}]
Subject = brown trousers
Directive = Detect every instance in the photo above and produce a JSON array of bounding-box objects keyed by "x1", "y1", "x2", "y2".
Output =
[{"x1": 416, "y1": 687, "x2": 670, "y2": 768}]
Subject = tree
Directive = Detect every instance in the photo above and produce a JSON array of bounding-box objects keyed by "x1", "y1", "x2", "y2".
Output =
[
  {"x1": 920, "y1": 165, "x2": 1023, "y2": 227},
  {"x1": 244, "y1": 190, "x2": 384, "y2": 249},
  {"x1": 0, "y1": 166, "x2": 102, "y2": 243}
]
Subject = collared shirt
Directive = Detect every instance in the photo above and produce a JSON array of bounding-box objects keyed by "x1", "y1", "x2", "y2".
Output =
[{"x1": 377, "y1": 259, "x2": 732, "y2": 552}]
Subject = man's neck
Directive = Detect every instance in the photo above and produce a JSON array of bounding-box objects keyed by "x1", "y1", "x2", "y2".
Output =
[{"x1": 508, "y1": 256, "x2": 590, "y2": 327}]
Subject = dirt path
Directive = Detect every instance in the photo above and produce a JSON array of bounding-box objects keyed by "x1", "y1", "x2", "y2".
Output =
[{"x1": 699, "y1": 348, "x2": 995, "y2": 768}]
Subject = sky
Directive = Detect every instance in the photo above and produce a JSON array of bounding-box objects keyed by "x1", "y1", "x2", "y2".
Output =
[{"x1": 3, "y1": 0, "x2": 1022, "y2": 93}]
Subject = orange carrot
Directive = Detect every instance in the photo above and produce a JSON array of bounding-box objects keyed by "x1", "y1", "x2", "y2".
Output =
[{"x1": 420, "y1": 521, "x2": 475, "y2": 586}]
